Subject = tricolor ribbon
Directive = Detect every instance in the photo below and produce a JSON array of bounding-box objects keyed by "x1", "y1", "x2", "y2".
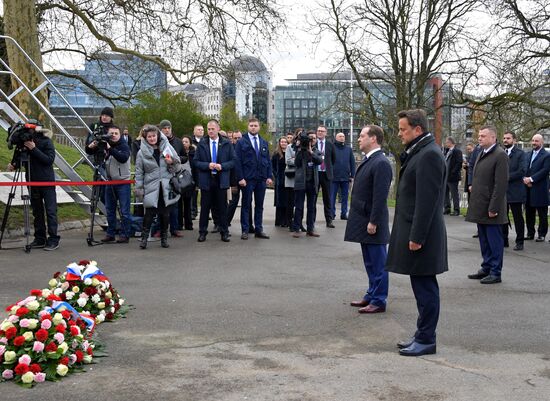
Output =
[
  {"x1": 45, "y1": 301, "x2": 95, "y2": 332},
  {"x1": 65, "y1": 263, "x2": 108, "y2": 282}
]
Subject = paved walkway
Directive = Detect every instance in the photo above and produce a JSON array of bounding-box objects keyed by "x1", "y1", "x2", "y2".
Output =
[{"x1": 1, "y1": 193, "x2": 549, "y2": 400}]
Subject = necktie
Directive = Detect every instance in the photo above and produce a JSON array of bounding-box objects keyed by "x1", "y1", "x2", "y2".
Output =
[
  {"x1": 253, "y1": 136, "x2": 259, "y2": 158},
  {"x1": 212, "y1": 141, "x2": 217, "y2": 175},
  {"x1": 530, "y1": 150, "x2": 537, "y2": 167},
  {"x1": 320, "y1": 140, "x2": 325, "y2": 171}
]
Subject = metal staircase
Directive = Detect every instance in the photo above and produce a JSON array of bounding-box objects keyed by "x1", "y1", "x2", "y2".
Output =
[{"x1": 0, "y1": 35, "x2": 105, "y2": 214}]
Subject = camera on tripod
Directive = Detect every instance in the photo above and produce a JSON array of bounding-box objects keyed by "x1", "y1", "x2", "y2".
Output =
[
  {"x1": 297, "y1": 130, "x2": 311, "y2": 150},
  {"x1": 6, "y1": 120, "x2": 40, "y2": 150},
  {"x1": 92, "y1": 125, "x2": 112, "y2": 143}
]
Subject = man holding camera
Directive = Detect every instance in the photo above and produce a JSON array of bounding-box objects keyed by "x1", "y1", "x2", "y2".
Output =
[
  {"x1": 86, "y1": 107, "x2": 115, "y2": 147},
  {"x1": 86, "y1": 125, "x2": 132, "y2": 243},
  {"x1": 8, "y1": 123, "x2": 60, "y2": 251}
]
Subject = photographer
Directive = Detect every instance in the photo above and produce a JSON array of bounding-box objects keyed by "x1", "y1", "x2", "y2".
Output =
[
  {"x1": 86, "y1": 125, "x2": 132, "y2": 244},
  {"x1": 7, "y1": 123, "x2": 60, "y2": 250},
  {"x1": 291, "y1": 130, "x2": 323, "y2": 238},
  {"x1": 86, "y1": 107, "x2": 115, "y2": 147}
]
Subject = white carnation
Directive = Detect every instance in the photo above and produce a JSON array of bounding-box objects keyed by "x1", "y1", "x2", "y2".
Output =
[
  {"x1": 65, "y1": 291, "x2": 75, "y2": 300},
  {"x1": 77, "y1": 298, "x2": 87, "y2": 308}
]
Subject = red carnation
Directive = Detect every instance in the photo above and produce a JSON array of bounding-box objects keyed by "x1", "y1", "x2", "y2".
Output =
[
  {"x1": 30, "y1": 364, "x2": 42, "y2": 374},
  {"x1": 68, "y1": 320, "x2": 77, "y2": 326},
  {"x1": 55, "y1": 324, "x2": 65, "y2": 333},
  {"x1": 5, "y1": 326, "x2": 17, "y2": 340},
  {"x1": 105, "y1": 312, "x2": 114, "y2": 321},
  {"x1": 87, "y1": 347, "x2": 93, "y2": 356},
  {"x1": 78, "y1": 260, "x2": 90, "y2": 266},
  {"x1": 15, "y1": 307, "x2": 29, "y2": 317},
  {"x1": 60, "y1": 357, "x2": 69, "y2": 366},
  {"x1": 45, "y1": 342, "x2": 58, "y2": 352},
  {"x1": 61, "y1": 310, "x2": 71, "y2": 319},
  {"x1": 35, "y1": 328, "x2": 49, "y2": 342},
  {"x1": 13, "y1": 335, "x2": 26, "y2": 347},
  {"x1": 114, "y1": 303, "x2": 120, "y2": 311},
  {"x1": 70, "y1": 326, "x2": 79, "y2": 336},
  {"x1": 30, "y1": 289, "x2": 42, "y2": 297},
  {"x1": 75, "y1": 350, "x2": 84, "y2": 363},
  {"x1": 53, "y1": 271, "x2": 61, "y2": 278},
  {"x1": 40, "y1": 313, "x2": 52, "y2": 321},
  {"x1": 105, "y1": 298, "x2": 111, "y2": 306},
  {"x1": 47, "y1": 294, "x2": 61, "y2": 301},
  {"x1": 14, "y1": 363, "x2": 29, "y2": 376},
  {"x1": 59, "y1": 293, "x2": 67, "y2": 301},
  {"x1": 84, "y1": 287, "x2": 97, "y2": 296},
  {"x1": 5, "y1": 304, "x2": 16, "y2": 312}
]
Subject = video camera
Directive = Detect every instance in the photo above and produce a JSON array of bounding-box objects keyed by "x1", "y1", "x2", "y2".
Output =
[
  {"x1": 296, "y1": 130, "x2": 311, "y2": 151},
  {"x1": 92, "y1": 124, "x2": 112, "y2": 143},
  {"x1": 6, "y1": 120, "x2": 40, "y2": 150}
]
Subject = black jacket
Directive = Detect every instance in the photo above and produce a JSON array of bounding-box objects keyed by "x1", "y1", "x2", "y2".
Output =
[
  {"x1": 505, "y1": 146, "x2": 527, "y2": 204},
  {"x1": 445, "y1": 147, "x2": 463, "y2": 183},
  {"x1": 11, "y1": 132, "x2": 56, "y2": 182}
]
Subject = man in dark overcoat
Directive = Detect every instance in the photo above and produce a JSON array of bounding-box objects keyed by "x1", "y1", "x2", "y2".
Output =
[
  {"x1": 345, "y1": 125, "x2": 392, "y2": 314},
  {"x1": 385, "y1": 109, "x2": 448, "y2": 357},
  {"x1": 501, "y1": 131, "x2": 527, "y2": 251},
  {"x1": 443, "y1": 137, "x2": 463, "y2": 216},
  {"x1": 523, "y1": 133, "x2": 550, "y2": 242},
  {"x1": 466, "y1": 126, "x2": 509, "y2": 284}
]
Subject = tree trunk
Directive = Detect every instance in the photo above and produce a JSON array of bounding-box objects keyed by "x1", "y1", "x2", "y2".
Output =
[{"x1": 3, "y1": 0, "x2": 48, "y2": 122}]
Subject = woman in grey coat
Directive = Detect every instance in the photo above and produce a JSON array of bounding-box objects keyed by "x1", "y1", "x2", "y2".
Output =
[{"x1": 135, "y1": 125, "x2": 181, "y2": 249}]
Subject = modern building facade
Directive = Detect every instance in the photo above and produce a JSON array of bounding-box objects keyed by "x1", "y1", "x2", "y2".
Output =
[{"x1": 173, "y1": 83, "x2": 223, "y2": 120}]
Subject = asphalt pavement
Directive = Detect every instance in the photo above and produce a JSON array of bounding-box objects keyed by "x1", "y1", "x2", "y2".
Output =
[{"x1": 1, "y1": 192, "x2": 549, "y2": 400}]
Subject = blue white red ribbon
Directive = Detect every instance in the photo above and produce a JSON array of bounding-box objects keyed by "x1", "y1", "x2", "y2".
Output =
[
  {"x1": 65, "y1": 263, "x2": 108, "y2": 282},
  {"x1": 45, "y1": 301, "x2": 95, "y2": 332}
]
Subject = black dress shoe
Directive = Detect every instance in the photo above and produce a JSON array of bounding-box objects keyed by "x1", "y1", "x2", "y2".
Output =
[
  {"x1": 255, "y1": 232, "x2": 270, "y2": 239},
  {"x1": 450, "y1": 211, "x2": 460, "y2": 216},
  {"x1": 221, "y1": 234, "x2": 230, "y2": 242},
  {"x1": 480, "y1": 275, "x2": 501, "y2": 284},
  {"x1": 443, "y1": 210, "x2": 450, "y2": 215},
  {"x1": 525, "y1": 235, "x2": 534, "y2": 240},
  {"x1": 326, "y1": 221, "x2": 335, "y2": 228},
  {"x1": 472, "y1": 233, "x2": 479, "y2": 238},
  {"x1": 211, "y1": 225, "x2": 220, "y2": 233},
  {"x1": 241, "y1": 233, "x2": 249, "y2": 240},
  {"x1": 535, "y1": 236, "x2": 545, "y2": 242},
  {"x1": 197, "y1": 234, "x2": 206, "y2": 242},
  {"x1": 513, "y1": 243, "x2": 524, "y2": 251},
  {"x1": 340, "y1": 215, "x2": 348, "y2": 220},
  {"x1": 397, "y1": 337, "x2": 415, "y2": 349},
  {"x1": 504, "y1": 239, "x2": 509, "y2": 248},
  {"x1": 248, "y1": 227, "x2": 256, "y2": 234},
  {"x1": 399, "y1": 341, "x2": 436, "y2": 356},
  {"x1": 468, "y1": 269, "x2": 489, "y2": 280}
]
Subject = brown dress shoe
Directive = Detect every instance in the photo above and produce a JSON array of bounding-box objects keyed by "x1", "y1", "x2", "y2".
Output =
[
  {"x1": 306, "y1": 231, "x2": 320, "y2": 237},
  {"x1": 292, "y1": 232, "x2": 302, "y2": 238},
  {"x1": 350, "y1": 300, "x2": 369, "y2": 307},
  {"x1": 358, "y1": 304, "x2": 386, "y2": 314}
]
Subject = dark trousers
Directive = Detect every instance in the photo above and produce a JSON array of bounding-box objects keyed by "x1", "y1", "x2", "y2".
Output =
[
  {"x1": 330, "y1": 180, "x2": 350, "y2": 218},
  {"x1": 241, "y1": 179, "x2": 266, "y2": 233},
  {"x1": 143, "y1": 193, "x2": 171, "y2": 238},
  {"x1": 502, "y1": 202, "x2": 524, "y2": 245},
  {"x1": 360, "y1": 243, "x2": 388, "y2": 307},
  {"x1": 293, "y1": 181, "x2": 316, "y2": 232},
  {"x1": 30, "y1": 186, "x2": 59, "y2": 244},
  {"x1": 227, "y1": 186, "x2": 240, "y2": 226},
  {"x1": 526, "y1": 205, "x2": 548, "y2": 238},
  {"x1": 104, "y1": 183, "x2": 132, "y2": 238},
  {"x1": 182, "y1": 195, "x2": 193, "y2": 229},
  {"x1": 444, "y1": 180, "x2": 460, "y2": 213},
  {"x1": 316, "y1": 171, "x2": 332, "y2": 222},
  {"x1": 477, "y1": 223, "x2": 504, "y2": 277},
  {"x1": 410, "y1": 275, "x2": 439, "y2": 344},
  {"x1": 191, "y1": 189, "x2": 198, "y2": 217},
  {"x1": 199, "y1": 178, "x2": 228, "y2": 236},
  {"x1": 285, "y1": 187, "x2": 295, "y2": 227}
]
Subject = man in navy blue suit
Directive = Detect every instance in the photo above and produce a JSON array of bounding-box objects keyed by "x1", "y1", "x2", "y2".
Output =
[
  {"x1": 523, "y1": 133, "x2": 550, "y2": 242},
  {"x1": 235, "y1": 118, "x2": 273, "y2": 240},
  {"x1": 194, "y1": 119, "x2": 235, "y2": 242},
  {"x1": 345, "y1": 125, "x2": 392, "y2": 314}
]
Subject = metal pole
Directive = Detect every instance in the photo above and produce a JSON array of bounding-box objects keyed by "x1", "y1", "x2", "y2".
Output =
[{"x1": 349, "y1": 70, "x2": 353, "y2": 148}]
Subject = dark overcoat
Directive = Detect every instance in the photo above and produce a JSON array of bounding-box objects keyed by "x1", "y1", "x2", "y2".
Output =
[
  {"x1": 194, "y1": 137, "x2": 235, "y2": 190},
  {"x1": 445, "y1": 147, "x2": 463, "y2": 183},
  {"x1": 385, "y1": 135, "x2": 448, "y2": 276},
  {"x1": 506, "y1": 146, "x2": 527, "y2": 204},
  {"x1": 317, "y1": 139, "x2": 336, "y2": 180},
  {"x1": 465, "y1": 145, "x2": 509, "y2": 225},
  {"x1": 344, "y1": 150, "x2": 392, "y2": 245},
  {"x1": 293, "y1": 148, "x2": 322, "y2": 191},
  {"x1": 525, "y1": 148, "x2": 550, "y2": 207}
]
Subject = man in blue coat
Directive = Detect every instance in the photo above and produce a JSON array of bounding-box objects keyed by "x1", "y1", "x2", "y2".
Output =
[
  {"x1": 331, "y1": 132, "x2": 356, "y2": 220},
  {"x1": 345, "y1": 125, "x2": 392, "y2": 314},
  {"x1": 523, "y1": 134, "x2": 550, "y2": 242},
  {"x1": 235, "y1": 118, "x2": 273, "y2": 240},
  {"x1": 501, "y1": 131, "x2": 527, "y2": 250},
  {"x1": 194, "y1": 119, "x2": 235, "y2": 242}
]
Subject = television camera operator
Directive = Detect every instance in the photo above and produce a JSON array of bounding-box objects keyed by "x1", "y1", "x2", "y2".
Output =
[
  {"x1": 85, "y1": 125, "x2": 132, "y2": 244},
  {"x1": 86, "y1": 107, "x2": 115, "y2": 147},
  {"x1": 7, "y1": 121, "x2": 60, "y2": 251}
]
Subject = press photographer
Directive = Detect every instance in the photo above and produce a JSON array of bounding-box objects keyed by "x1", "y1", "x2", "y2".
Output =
[
  {"x1": 86, "y1": 125, "x2": 132, "y2": 244},
  {"x1": 7, "y1": 121, "x2": 60, "y2": 251},
  {"x1": 291, "y1": 130, "x2": 322, "y2": 238},
  {"x1": 86, "y1": 106, "x2": 115, "y2": 148}
]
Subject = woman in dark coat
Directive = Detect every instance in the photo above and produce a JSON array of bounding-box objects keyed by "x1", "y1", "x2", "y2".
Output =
[
  {"x1": 272, "y1": 137, "x2": 289, "y2": 227},
  {"x1": 178, "y1": 136, "x2": 195, "y2": 231}
]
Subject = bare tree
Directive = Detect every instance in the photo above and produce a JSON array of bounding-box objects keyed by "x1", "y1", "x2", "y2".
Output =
[
  {"x1": 2, "y1": 0, "x2": 283, "y2": 109},
  {"x1": 313, "y1": 0, "x2": 485, "y2": 159}
]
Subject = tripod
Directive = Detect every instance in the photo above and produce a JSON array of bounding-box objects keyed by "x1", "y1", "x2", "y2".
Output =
[{"x1": 0, "y1": 152, "x2": 32, "y2": 253}]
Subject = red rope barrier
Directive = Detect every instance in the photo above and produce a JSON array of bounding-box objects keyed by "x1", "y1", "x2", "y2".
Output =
[{"x1": 0, "y1": 180, "x2": 134, "y2": 187}]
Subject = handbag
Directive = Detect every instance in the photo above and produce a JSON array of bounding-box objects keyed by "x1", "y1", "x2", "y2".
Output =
[{"x1": 169, "y1": 169, "x2": 194, "y2": 195}]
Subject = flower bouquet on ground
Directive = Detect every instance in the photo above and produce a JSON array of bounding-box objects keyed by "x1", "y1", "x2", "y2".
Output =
[
  {"x1": 48, "y1": 260, "x2": 127, "y2": 325},
  {"x1": 0, "y1": 291, "x2": 95, "y2": 387}
]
